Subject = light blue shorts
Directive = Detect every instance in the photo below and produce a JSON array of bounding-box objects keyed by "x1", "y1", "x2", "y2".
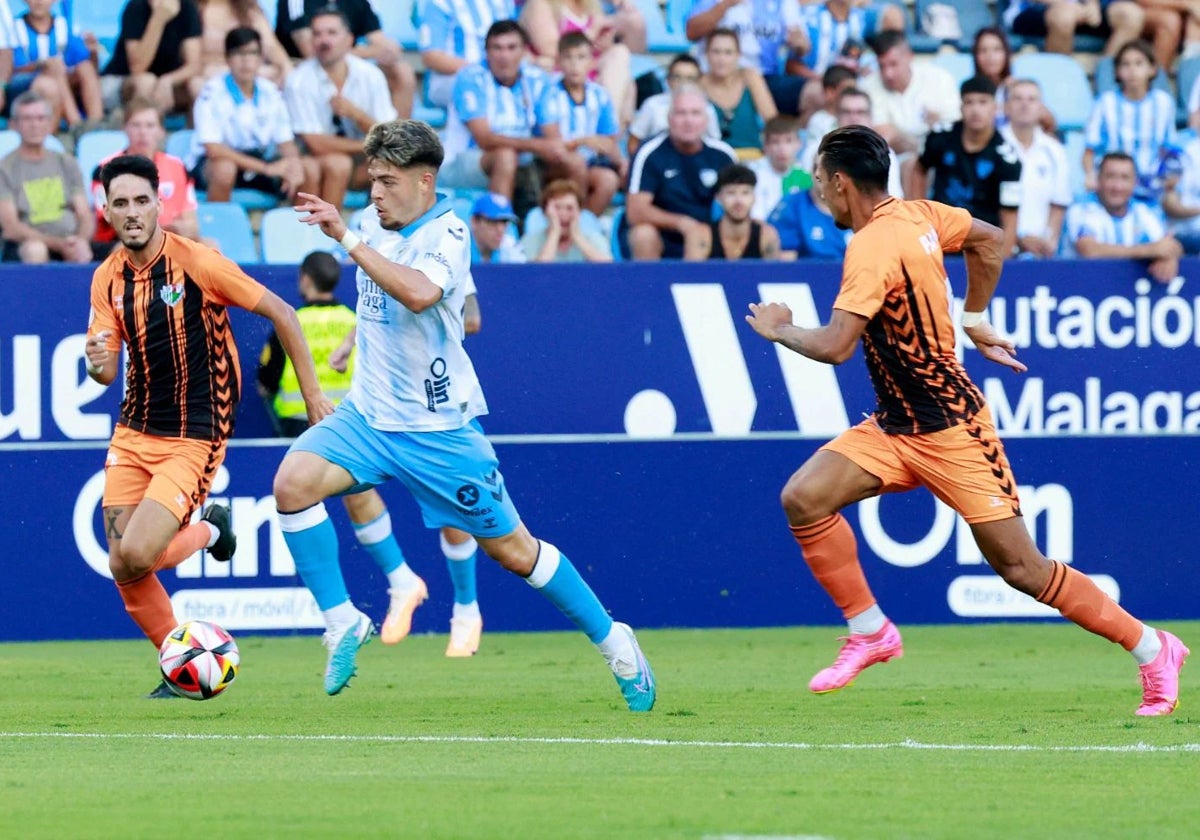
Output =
[{"x1": 288, "y1": 400, "x2": 521, "y2": 537}]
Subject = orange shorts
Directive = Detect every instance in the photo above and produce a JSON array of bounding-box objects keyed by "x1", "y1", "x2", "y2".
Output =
[
  {"x1": 103, "y1": 425, "x2": 227, "y2": 523},
  {"x1": 821, "y1": 406, "x2": 1022, "y2": 524}
]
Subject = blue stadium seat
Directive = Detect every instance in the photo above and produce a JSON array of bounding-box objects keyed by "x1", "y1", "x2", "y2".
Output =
[
  {"x1": 1011, "y1": 53, "x2": 1093, "y2": 132},
  {"x1": 1062, "y1": 129, "x2": 1088, "y2": 201},
  {"x1": 636, "y1": 0, "x2": 688, "y2": 54},
  {"x1": 413, "y1": 102, "x2": 447, "y2": 129},
  {"x1": 260, "y1": 206, "x2": 341, "y2": 263},
  {"x1": 196, "y1": 202, "x2": 259, "y2": 264},
  {"x1": 164, "y1": 129, "x2": 193, "y2": 163},
  {"x1": 1180, "y1": 57, "x2": 1200, "y2": 119},
  {"x1": 64, "y1": 0, "x2": 124, "y2": 60},
  {"x1": 931, "y1": 50, "x2": 975, "y2": 86},
  {"x1": 373, "y1": 0, "x2": 420, "y2": 51},
  {"x1": 74, "y1": 129, "x2": 126, "y2": 195},
  {"x1": 0, "y1": 130, "x2": 64, "y2": 158}
]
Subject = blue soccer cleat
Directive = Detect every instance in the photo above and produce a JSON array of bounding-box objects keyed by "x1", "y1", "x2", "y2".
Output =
[
  {"x1": 323, "y1": 611, "x2": 374, "y2": 696},
  {"x1": 606, "y1": 622, "x2": 656, "y2": 712}
]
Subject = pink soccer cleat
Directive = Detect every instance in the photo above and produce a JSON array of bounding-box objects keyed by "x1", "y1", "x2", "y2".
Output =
[
  {"x1": 380, "y1": 577, "x2": 428, "y2": 645},
  {"x1": 809, "y1": 620, "x2": 904, "y2": 694},
  {"x1": 1136, "y1": 630, "x2": 1189, "y2": 716}
]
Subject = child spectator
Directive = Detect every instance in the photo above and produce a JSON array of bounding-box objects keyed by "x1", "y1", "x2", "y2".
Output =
[
  {"x1": 520, "y1": 178, "x2": 612, "y2": 262},
  {"x1": 536, "y1": 32, "x2": 623, "y2": 216},
  {"x1": 11, "y1": 0, "x2": 103, "y2": 129},
  {"x1": 748, "y1": 116, "x2": 804, "y2": 221},
  {"x1": 1082, "y1": 39, "x2": 1176, "y2": 200},
  {"x1": 684, "y1": 163, "x2": 781, "y2": 259}
]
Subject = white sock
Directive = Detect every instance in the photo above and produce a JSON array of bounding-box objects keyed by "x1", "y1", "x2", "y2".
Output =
[
  {"x1": 202, "y1": 521, "x2": 220, "y2": 548},
  {"x1": 596, "y1": 623, "x2": 638, "y2": 678},
  {"x1": 323, "y1": 600, "x2": 359, "y2": 632},
  {"x1": 387, "y1": 563, "x2": 421, "y2": 591},
  {"x1": 452, "y1": 601, "x2": 481, "y2": 621},
  {"x1": 847, "y1": 604, "x2": 886, "y2": 636},
  {"x1": 1131, "y1": 624, "x2": 1162, "y2": 665}
]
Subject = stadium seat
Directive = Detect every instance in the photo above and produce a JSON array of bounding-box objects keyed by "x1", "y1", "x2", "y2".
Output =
[
  {"x1": 413, "y1": 102, "x2": 447, "y2": 129},
  {"x1": 636, "y1": 0, "x2": 688, "y2": 54},
  {"x1": 75, "y1": 129, "x2": 126, "y2": 191},
  {"x1": 64, "y1": 0, "x2": 123, "y2": 59},
  {"x1": 260, "y1": 206, "x2": 341, "y2": 263},
  {"x1": 931, "y1": 50, "x2": 975, "y2": 86},
  {"x1": 1062, "y1": 129, "x2": 1089, "y2": 200},
  {"x1": 1011, "y1": 53, "x2": 1093, "y2": 132},
  {"x1": 373, "y1": 0, "x2": 420, "y2": 51},
  {"x1": 164, "y1": 129, "x2": 194, "y2": 163},
  {"x1": 1093, "y1": 56, "x2": 1172, "y2": 97},
  {"x1": 1178, "y1": 57, "x2": 1200, "y2": 123},
  {"x1": 913, "y1": 0, "x2": 994, "y2": 51},
  {"x1": 0, "y1": 130, "x2": 64, "y2": 158},
  {"x1": 196, "y1": 202, "x2": 259, "y2": 264}
]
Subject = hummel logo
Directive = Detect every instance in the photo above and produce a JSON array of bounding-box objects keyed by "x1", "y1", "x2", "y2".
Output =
[{"x1": 988, "y1": 496, "x2": 1005, "y2": 507}]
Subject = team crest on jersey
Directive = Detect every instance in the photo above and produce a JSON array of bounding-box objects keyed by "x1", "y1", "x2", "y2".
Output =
[
  {"x1": 976, "y1": 159, "x2": 994, "y2": 180},
  {"x1": 699, "y1": 168, "x2": 718, "y2": 188},
  {"x1": 161, "y1": 181, "x2": 176, "y2": 200},
  {"x1": 160, "y1": 282, "x2": 184, "y2": 306}
]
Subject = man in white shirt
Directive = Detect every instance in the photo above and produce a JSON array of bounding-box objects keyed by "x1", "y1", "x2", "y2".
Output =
[
  {"x1": 190, "y1": 27, "x2": 308, "y2": 202},
  {"x1": 1065, "y1": 151, "x2": 1181, "y2": 283},
  {"x1": 1000, "y1": 79, "x2": 1073, "y2": 259},
  {"x1": 627, "y1": 54, "x2": 720, "y2": 156},
  {"x1": 275, "y1": 118, "x2": 656, "y2": 710},
  {"x1": 284, "y1": 7, "x2": 397, "y2": 211}
]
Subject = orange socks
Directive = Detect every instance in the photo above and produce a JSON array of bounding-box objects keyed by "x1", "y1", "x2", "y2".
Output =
[
  {"x1": 1036, "y1": 560, "x2": 1142, "y2": 651},
  {"x1": 150, "y1": 522, "x2": 213, "y2": 573},
  {"x1": 115, "y1": 572, "x2": 178, "y2": 647},
  {"x1": 790, "y1": 513, "x2": 877, "y2": 620}
]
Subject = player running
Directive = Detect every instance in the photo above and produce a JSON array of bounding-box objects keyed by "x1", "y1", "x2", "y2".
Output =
[
  {"x1": 85, "y1": 154, "x2": 332, "y2": 698},
  {"x1": 273, "y1": 119, "x2": 656, "y2": 709},
  {"x1": 745, "y1": 125, "x2": 1188, "y2": 716}
]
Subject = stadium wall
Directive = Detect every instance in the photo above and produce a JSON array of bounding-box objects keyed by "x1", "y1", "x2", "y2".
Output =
[{"x1": 2, "y1": 258, "x2": 1198, "y2": 641}]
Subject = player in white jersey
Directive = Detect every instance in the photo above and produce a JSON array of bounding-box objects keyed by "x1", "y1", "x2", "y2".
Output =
[{"x1": 274, "y1": 119, "x2": 656, "y2": 709}]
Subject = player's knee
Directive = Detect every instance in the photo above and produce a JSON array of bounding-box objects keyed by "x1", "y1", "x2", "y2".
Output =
[
  {"x1": 117, "y1": 540, "x2": 158, "y2": 577},
  {"x1": 18, "y1": 239, "x2": 49, "y2": 264},
  {"x1": 207, "y1": 158, "x2": 237, "y2": 186},
  {"x1": 489, "y1": 148, "x2": 518, "y2": 173},
  {"x1": 627, "y1": 224, "x2": 661, "y2": 257},
  {"x1": 779, "y1": 476, "x2": 826, "y2": 521},
  {"x1": 320, "y1": 153, "x2": 353, "y2": 179},
  {"x1": 272, "y1": 459, "x2": 315, "y2": 510}
]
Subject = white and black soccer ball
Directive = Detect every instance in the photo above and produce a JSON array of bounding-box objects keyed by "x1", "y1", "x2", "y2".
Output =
[{"x1": 158, "y1": 620, "x2": 240, "y2": 700}]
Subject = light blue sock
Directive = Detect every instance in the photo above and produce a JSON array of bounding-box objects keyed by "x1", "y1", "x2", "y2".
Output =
[
  {"x1": 278, "y1": 503, "x2": 347, "y2": 611},
  {"x1": 525, "y1": 541, "x2": 613, "y2": 643},
  {"x1": 353, "y1": 511, "x2": 406, "y2": 576},
  {"x1": 442, "y1": 532, "x2": 478, "y2": 606}
]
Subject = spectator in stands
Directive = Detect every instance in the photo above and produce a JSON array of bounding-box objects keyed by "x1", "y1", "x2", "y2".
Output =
[
  {"x1": 1003, "y1": 0, "x2": 1145, "y2": 60},
  {"x1": 685, "y1": 0, "x2": 809, "y2": 115},
  {"x1": 535, "y1": 32, "x2": 623, "y2": 215},
  {"x1": 1160, "y1": 130, "x2": 1200, "y2": 253},
  {"x1": 521, "y1": 178, "x2": 612, "y2": 261},
  {"x1": 748, "y1": 115, "x2": 803, "y2": 221},
  {"x1": 102, "y1": 0, "x2": 205, "y2": 117},
  {"x1": 913, "y1": 77, "x2": 1023, "y2": 254},
  {"x1": 284, "y1": 6, "x2": 396, "y2": 212},
  {"x1": 1066, "y1": 151, "x2": 1181, "y2": 282},
  {"x1": 521, "y1": 0, "x2": 634, "y2": 122},
  {"x1": 972, "y1": 25, "x2": 1058, "y2": 135},
  {"x1": 1134, "y1": 0, "x2": 1200, "y2": 68},
  {"x1": 417, "y1": 0, "x2": 516, "y2": 109},
  {"x1": 470, "y1": 192, "x2": 527, "y2": 263},
  {"x1": 627, "y1": 54, "x2": 720, "y2": 156},
  {"x1": 861, "y1": 30, "x2": 960, "y2": 195},
  {"x1": 700, "y1": 27, "x2": 777, "y2": 160},
  {"x1": 441, "y1": 21, "x2": 557, "y2": 202},
  {"x1": 189, "y1": 27, "x2": 309, "y2": 203},
  {"x1": 684, "y1": 163, "x2": 780, "y2": 259},
  {"x1": 91, "y1": 97, "x2": 201, "y2": 245},
  {"x1": 275, "y1": 0, "x2": 416, "y2": 119},
  {"x1": 1082, "y1": 38, "x2": 1176, "y2": 200},
  {"x1": 1001, "y1": 79, "x2": 1072, "y2": 259},
  {"x1": 0, "y1": 91, "x2": 93, "y2": 263},
  {"x1": 196, "y1": 0, "x2": 292, "y2": 88},
  {"x1": 800, "y1": 86, "x2": 902, "y2": 198},
  {"x1": 10, "y1": 0, "x2": 104, "y2": 129},
  {"x1": 768, "y1": 173, "x2": 851, "y2": 260},
  {"x1": 0, "y1": 2, "x2": 14, "y2": 116},
  {"x1": 802, "y1": 64, "x2": 856, "y2": 152},
  {"x1": 625, "y1": 86, "x2": 737, "y2": 259}
]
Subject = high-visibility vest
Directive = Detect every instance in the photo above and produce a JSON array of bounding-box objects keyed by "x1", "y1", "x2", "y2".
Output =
[{"x1": 274, "y1": 303, "x2": 357, "y2": 420}]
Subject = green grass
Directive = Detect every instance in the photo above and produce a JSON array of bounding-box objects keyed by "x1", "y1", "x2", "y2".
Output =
[{"x1": 2, "y1": 623, "x2": 1197, "y2": 839}]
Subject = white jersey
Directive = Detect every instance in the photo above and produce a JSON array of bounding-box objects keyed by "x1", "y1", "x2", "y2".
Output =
[{"x1": 347, "y1": 198, "x2": 488, "y2": 432}]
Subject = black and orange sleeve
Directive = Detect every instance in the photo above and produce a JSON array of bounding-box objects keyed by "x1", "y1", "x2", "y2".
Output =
[{"x1": 87, "y1": 265, "x2": 122, "y2": 354}]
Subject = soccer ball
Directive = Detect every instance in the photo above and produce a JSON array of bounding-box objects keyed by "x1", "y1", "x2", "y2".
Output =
[{"x1": 158, "y1": 620, "x2": 240, "y2": 700}]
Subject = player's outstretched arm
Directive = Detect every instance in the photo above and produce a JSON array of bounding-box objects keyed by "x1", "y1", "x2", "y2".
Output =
[
  {"x1": 745, "y1": 302, "x2": 867, "y2": 365},
  {"x1": 959, "y1": 218, "x2": 1027, "y2": 373},
  {"x1": 253, "y1": 289, "x2": 336, "y2": 424}
]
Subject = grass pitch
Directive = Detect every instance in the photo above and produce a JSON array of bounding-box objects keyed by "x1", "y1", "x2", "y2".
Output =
[{"x1": 2, "y1": 623, "x2": 1197, "y2": 839}]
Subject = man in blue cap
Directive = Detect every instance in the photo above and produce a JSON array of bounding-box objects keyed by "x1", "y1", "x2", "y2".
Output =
[{"x1": 470, "y1": 192, "x2": 526, "y2": 263}]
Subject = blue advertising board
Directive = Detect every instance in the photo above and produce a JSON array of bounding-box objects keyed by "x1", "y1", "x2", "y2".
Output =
[{"x1": 1, "y1": 258, "x2": 1197, "y2": 641}]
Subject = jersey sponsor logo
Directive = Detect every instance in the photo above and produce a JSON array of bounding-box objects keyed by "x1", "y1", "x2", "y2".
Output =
[
  {"x1": 424, "y1": 357, "x2": 450, "y2": 412},
  {"x1": 160, "y1": 282, "x2": 184, "y2": 307}
]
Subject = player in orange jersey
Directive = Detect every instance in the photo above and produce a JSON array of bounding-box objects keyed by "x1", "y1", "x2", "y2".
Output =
[
  {"x1": 746, "y1": 125, "x2": 1188, "y2": 716},
  {"x1": 85, "y1": 154, "x2": 334, "y2": 698}
]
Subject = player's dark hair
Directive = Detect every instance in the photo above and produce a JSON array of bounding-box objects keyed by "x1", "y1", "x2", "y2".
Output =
[
  {"x1": 715, "y1": 163, "x2": 756, "y2": 191},
  {"x1": 817, "y1": 125, "x2": 890, "y2": 193},
  {"x1": 100, "y1": 154, "x2": 160, "y2": 195},
  {"x1": 960, "y1": 75, "x2": 997, "y2": 99},
  {"x1": 868, "y1": 29, "x2": 907, "y2": 57},
  {"x1": 558, "y1": 30, "x2": 592, "y2": 54},
  {"x1": 486, "y1": 19, "x2": 528, "y2": 47},
  {"x1": 821, "y1": 64, "x2": 856, "y2": 91},
  {"x1": 225, "y1": 26, "x2": 261, "y2": 55},
  {"x1": 1099, "y1": 150, "x2": 1137, "y2": 173},
  {"x1": 310, "y1": 3, "x2": 352, "y2": 32},
  {"x1": 301, "y1": 251, "x2": 341, "y2": 294},
  {"x1": 708, "y1": 27, "x2": 740, "y2": 52}
]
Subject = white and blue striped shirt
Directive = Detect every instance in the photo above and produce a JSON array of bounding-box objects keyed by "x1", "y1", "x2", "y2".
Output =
[
  {"x1": 786, "y1": 2, "x2": 879, "y2": 75},
  {"x1": 417, "y1": 0, "x2": 515, "y2": 107},
  {"x1": 1084, "y1": 89, "x2": 1177, "y2": 188},
  {"x1": 535, "y1": 79, "x2": 618, "y2": 163},
  {"x1": 444, "y1": 61, "x2": 551, "y2": 159},
  {"x1": 1065, "y1": 195, "x2": 1166, "y2": 254}
]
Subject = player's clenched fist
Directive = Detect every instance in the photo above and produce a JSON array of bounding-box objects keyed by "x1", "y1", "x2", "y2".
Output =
[
  {"x1": 745, "y1": 301, "x2": 794, "y2": 342},
  {"x1": 85, "y1": 331, "x2": 112, "y2": 374}
]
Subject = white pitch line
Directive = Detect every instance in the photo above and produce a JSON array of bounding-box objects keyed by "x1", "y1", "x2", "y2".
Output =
[{"x1": 1, "y1": 732, "x2": 1198, "y2": 753}]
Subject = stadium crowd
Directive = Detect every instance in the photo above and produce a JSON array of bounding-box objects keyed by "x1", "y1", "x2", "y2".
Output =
[{"x1": 1, "y1": 0, "x2": 1199, "y2": 273}]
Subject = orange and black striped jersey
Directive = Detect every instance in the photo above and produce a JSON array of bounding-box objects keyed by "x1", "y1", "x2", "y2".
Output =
[
  {"x1": 88, "y1": 232, "x2": 266, "y2": 441},
  {"x1": 833, "y1": 198, "x2": 984, "y2": 435}
]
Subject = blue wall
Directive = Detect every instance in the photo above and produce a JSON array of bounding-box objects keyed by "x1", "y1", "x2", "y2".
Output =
[{"x1": 2, "y1": 258, "x2": 1198, "y2": 641}]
